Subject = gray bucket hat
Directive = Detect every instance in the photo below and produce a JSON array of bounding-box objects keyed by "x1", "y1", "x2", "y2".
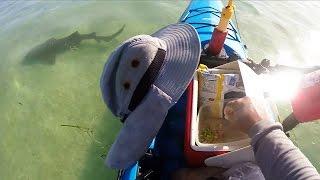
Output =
[{"x1": 100, "y1": 23, "x2": 201, "y2": 169}]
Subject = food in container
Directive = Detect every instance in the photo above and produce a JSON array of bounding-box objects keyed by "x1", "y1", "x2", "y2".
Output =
[
  {"x1": 198, "y1": 103, "x2": 248, "y2": 144},
  {"x1": 197, "y1": 64, "x2": 247, "y2": 144}
]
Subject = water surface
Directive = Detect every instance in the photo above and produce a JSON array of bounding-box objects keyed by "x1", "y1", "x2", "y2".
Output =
[
  {"x1": 1, "y1": 1, "x2": 319, "y2": 179},
  {"x1": 0, "y1": 1, "x2": 187, "y2": 179}
]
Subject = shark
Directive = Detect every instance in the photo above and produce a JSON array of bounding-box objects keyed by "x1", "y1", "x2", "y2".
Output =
[{"x1": 22, "y1": 25, "x2": 125, "y2": 65}]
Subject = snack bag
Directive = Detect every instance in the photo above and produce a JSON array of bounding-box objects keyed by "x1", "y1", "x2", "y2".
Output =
[{"x1": 197, "y1": 64, "x2": 245, "y2": 118}]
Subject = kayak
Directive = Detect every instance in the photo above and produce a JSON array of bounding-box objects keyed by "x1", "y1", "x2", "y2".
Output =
[
  {"x1": 117, "y1": 0, "x2": 247, "y2": 179},
  {"x1": 180, "y1": 0, "x2": 247, "y2": 59}
]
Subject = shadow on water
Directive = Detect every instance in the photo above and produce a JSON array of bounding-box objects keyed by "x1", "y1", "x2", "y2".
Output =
[
  {"x1": 79, "y1": 111, "x2": 121, "y2": 180},
  {"x1": 21, "y1": 25, "x2": 125, "y2": 66}
]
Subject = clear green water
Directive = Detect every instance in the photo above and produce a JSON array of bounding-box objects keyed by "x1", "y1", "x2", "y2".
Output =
[
  {"x1": 1, "y1": 1, "x2": 320, "y2": 180},
  {"x1": 0, "y1": 1, "x2": 187, "y2": 179}
]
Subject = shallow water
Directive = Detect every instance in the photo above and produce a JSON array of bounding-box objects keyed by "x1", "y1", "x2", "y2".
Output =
[
  {"x1": 0, "y1": 1, "x2": 187, "y2": 179},
  {"x1": 0, "y1": 1, "x2": 319, "y2": 179}
]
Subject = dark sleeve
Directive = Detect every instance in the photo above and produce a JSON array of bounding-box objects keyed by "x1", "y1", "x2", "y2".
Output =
[{"x1": 249, "y1": 120, "x2": 320, "y2": 180}]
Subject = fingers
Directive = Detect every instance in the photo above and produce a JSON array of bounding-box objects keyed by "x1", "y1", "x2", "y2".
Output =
[
  {"x1": 223, "y1": 96, "x2": 264, "y2": 134},
  {"x1": 223, "y1": 105, "x2": 234, "y2": 121},
  {"x1": 224, "y1": 97, "x2": 251, "y2": 121}
]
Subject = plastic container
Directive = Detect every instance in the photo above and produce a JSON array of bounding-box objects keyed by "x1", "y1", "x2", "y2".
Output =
[
  {"x1": 197, "y1": 103, "x2": 248, "y2": 145},
  {"x1": 184, "y1": 61, "x2": 280, "y2": 167},
  {"x1": 188, "y1": 74, "x2": 250, "y2": 152},
  {"x1": 184, "y1": 74, "x2": 252, "y2": 167}
]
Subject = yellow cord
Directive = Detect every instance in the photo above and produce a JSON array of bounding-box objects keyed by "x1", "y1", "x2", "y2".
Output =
[{"x1": 212, "y1": 74, "x2": 224, "y2": 118}]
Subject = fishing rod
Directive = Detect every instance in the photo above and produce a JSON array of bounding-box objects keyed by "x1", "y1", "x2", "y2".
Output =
[
  {"x1": 246, "y1": 58, "x2": 320, "y2": 75},
  {"x1": 207, "y1": 0, "x2": 235, "y2": 56}
]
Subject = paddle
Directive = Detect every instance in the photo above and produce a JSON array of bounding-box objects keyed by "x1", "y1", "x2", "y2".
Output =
[{"x1": 283, "y1": 113, "x2": 314, "y2": 133}]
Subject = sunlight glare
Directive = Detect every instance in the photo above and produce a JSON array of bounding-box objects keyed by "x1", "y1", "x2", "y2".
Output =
[
  {"x1": 300, "y1": 31, "x2": 320, "y2": 66},
  {"x1": 259, "y1": 70, "x2": 303, "y2": 101}
]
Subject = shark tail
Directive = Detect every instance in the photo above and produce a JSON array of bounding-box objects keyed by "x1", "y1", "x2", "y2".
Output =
[{"x1": 100, "y1": 25, "x2": 125, "y2": 42}]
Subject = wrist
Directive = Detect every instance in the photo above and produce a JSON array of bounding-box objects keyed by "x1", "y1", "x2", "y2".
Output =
[{"x1": 248, "y1": 120, "x2": 279, "y2": 138}]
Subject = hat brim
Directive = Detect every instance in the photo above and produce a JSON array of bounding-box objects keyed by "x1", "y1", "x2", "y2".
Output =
[
  {"x1": 152, "y1": 23, "x2": 201, "y2": 102},
  {"x1": 106, "y1": 23, "x2": 200, "y2": 169}
]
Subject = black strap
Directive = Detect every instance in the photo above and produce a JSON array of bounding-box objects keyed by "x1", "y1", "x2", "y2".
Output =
[{"x1": 128, "y1": 48, "x2": 166, "y2": 112}]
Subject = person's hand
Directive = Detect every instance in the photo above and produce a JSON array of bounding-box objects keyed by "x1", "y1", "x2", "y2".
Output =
[{"x1": 224, "y1": 96, "x2": 269, "y2": 134}]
